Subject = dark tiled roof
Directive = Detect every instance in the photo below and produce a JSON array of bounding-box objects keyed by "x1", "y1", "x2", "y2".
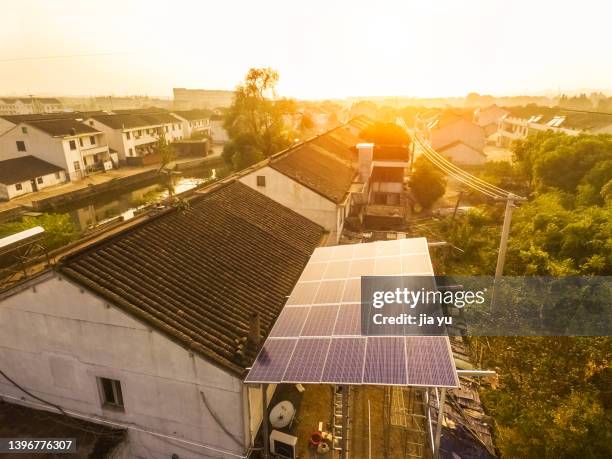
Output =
[
  {"x1": 1, "y1": 113, "x2": 76, "y2": 124},
  {"x1": 267, "y1": 123, "x2": 367, "y2": 203},
  {"x1": 271, "y1": 139, "x2": 356, "y2": 203},
  {"x1": 59, "y1": 181, "x2": 324, "y2": 376},
  {"x1": 172, "y1": 109, "x2": 211, "y2": 121},
  {"x1": 28, "y1": 119, "x2": 99, "y2": 137},
  {"x1": 0, "y1": 156, "x2": 64, "y2": 185},
  {"x1": 505, "y1": 106, "x2": 612, "y2": 131},
  {"x1": 91, "y1": 113, "x2": 180, "y2": 129}
]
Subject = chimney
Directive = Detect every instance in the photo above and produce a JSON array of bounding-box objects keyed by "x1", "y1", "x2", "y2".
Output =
[
  {"x1": 357, "y1": 143, "x2": 374, "y2": 182},
  {"x1": 247, "y1": 312, "x2": 261, "y2": 349}
]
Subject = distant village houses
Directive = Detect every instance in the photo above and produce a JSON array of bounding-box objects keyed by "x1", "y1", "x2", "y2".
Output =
[
  {"x1": 0, "y1": 97, "x2": 62, "y2": 115},
  {"x1": 423, "y1": 111, "x2": 487, "y2": 166}
]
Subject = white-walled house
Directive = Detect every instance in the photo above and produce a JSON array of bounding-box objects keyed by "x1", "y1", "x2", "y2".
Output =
[
  {"x1": 0, "y1": 97, "x2": 62, "y2": 115},
  {"x1": 0, "y1": 156, "x2": 66, "y2": 200},
  {"x1": 239, "y1": 123, "x2": 368, "y2": 243},
  {"x1": 0, "y1": 181, "x2": 324, "y2": 459},
  {"x1": 172, "y1": 110, "x2": 211, "y2": 139},
  {"x1": 0, "y1": 119, "x2": 113, "y2": 181},
  {"x1": 437, "y1": 140, "x2": 487, "y2": 166},
  {"x1": 87, "y1": 113, "x2": 184, "y2": 165}
]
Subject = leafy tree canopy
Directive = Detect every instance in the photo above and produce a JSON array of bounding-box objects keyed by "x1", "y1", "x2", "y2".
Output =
[
  {"x1": 409, "y1": 156, "x2": 446, "y2": 210},
  {"x1": 222, "y1": 68, "x2": 294, "y2": 169}
]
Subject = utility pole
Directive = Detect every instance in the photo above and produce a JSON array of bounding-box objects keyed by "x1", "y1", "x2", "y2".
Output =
[{"x1": 491, "y1": 193, "x2": 517, "y2": 310}]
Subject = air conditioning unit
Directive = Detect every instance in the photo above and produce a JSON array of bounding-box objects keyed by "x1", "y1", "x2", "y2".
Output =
[{"x1": 270, "y1": 430, "x2": 297, "y2": 459}]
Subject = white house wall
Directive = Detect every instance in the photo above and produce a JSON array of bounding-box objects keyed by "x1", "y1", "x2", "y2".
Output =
[
  {"x1": 0, "y1": 274, "x2": 248, "y2": 459},
  {"x1": 239, "y1": 166, "x2": 341, "y2": 243},
  {"x1": 440, "y1": 143, "x2": 486, "y2": 166}
]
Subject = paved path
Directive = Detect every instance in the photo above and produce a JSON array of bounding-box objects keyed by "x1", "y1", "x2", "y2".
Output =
[{"x1": 0, "y1": 151, "x2": 223, "y2": 214}]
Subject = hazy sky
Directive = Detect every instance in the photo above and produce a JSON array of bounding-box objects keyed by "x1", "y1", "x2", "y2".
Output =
[{"x1": 2, "y1": 0, "x2": 611, "y2": 99}]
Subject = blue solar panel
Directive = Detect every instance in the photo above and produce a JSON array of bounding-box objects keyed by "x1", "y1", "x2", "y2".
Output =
[
  {"x1": 321, "y1": 338, "x2": 366, "y2": 383},
  {"x1": 363, "y1": 337, "x2": 407, "y2": 385},
  {"x1": 405, "y1": 337, "x2": 458, "y2": 387},
  {"x1": 245, "y1": 339, "x2": 296, "y2": 383},
  {"x1": 245, "y1": 239, "x2": 459, "y2": 388},
  {"x1": 269, "y1": 307, "x2": 309, "y2": 337},
  {"x1": 301, "y1": 305, "x2": 339, "y2": 337},
  {"x1": 286, "y1": 282, "x2": 319, "y2": 306},
  {"x1": 283, "y1": 338, "x2": 331, "y2": 383},
  {"x1": 313, "y1": 280, "x2": 345, "y2": 304},
  {"x1": 333, "y1": 303, "x2": 361, "y2": 336}
]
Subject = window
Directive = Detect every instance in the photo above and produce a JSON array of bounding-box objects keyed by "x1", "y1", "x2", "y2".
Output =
[
  {"x1": 98, "y1": 377, "x2": 124, "y2": 409},
  {"x1": 165, "y1": 126, "x2": 169, "y2": 133},
  {"x1": 15, "y1": 183, "x2": 22, "y2": 191},
  {"x1": 21, "y1": 126, "x2": 28, "y2": 134},
  {"x1": 36, "y1": 177, "x2": 43, "y2": 184},
  {"x1": 125, "y1": 131, "x2": 131, "y2": 140},
  {"x1": 78, "y1": 138, "x2": 84, "y2": 147},
  {"x1": 73, "y1": 161, "x2": 81, "y2": 171},
  {"x1": 256, "y1": 175, "x2": 266, "y2": 187},
  {"x1": 129, "y1": 148, "x2": 134, "y2": 156},
  {"x1": 69, "y1": 140, "x2": 77, "y2": 150},
  {"x1": 55, "y1": 172, "x2": 61, "y2": 180},
  {"x1": 89, "y1": 121, "x2": 94, "y2": 126},
  {"x1": 90, "y1": 136, "x2": 96, "y2": 145},
  {"x1": 16, "y1": 141, "x2": 26, "y2": 152}
]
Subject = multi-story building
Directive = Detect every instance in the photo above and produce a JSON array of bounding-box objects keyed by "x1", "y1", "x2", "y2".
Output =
[
  {"x1": 0, "y1": 118, "x2": 113, "y2": 181},
  {"x1": 87, "y1": 113, "x2": 184, "y2": 165},
  {"x1": 496, "y1": 107, "x2": 612, "y2": 147},
  {"x1": 171, "y1": 110, "x2": 211, "y2": 139}
]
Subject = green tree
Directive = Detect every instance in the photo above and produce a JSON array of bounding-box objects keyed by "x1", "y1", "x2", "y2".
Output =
[
  {"x1": 222, "y1": 68, "x2": 293, "y2": 169},
  {"x1": 0, "y1": 213, "x2": 79, "y2": 251},
  {"x1": 409, "y1": 156, "x2": 446, "y2": 210}
]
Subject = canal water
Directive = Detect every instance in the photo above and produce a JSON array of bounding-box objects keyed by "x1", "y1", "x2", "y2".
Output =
[{"x1": 56, "y1": 164, "x2": 230, "y2": 231}]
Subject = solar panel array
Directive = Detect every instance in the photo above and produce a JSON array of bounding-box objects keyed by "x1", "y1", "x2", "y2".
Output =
[{"x1": 245, "y1": 238, "x2": 459, "y2": 388}]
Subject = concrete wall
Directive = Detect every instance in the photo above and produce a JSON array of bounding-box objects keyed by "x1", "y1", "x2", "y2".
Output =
[
  {"x1": 431, "y1": 119, "x2": 485, "y2": 152},
  {"x1": 239, "y1": 166, "x2": 341, "y2": 243},
  {"x1": 0, "y1": 274, "x2": 249, "y2": 459},
  {"x1": 440, "y1": 143, "x2": 486, "y2": 166}
]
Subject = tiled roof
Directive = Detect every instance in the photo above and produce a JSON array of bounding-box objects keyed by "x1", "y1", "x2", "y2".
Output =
[
  {"x1": 505, "y1": 106, "x2": 612, "y2": 131},
  {"x1": 1, "y1": 113, "x2": 76, "y2": 124},
  {"x1": 27, "y1": 119, "x2": 99, "y2": 137},
  {"x1": 268, "y1": 122, "x2": 367, "y2": 203},
  {"x1": 172, "y1": 109, "x2": 211, "y2": 121},
  {"x1": 91, "y1": 113, "x2": 180, "y2": 129},
  {"x1": 0, "y1": 156, "x2": 64, "y2": 185},
  {"x1": 59, "y1": 181, "x2": 324, "y2": 376}
]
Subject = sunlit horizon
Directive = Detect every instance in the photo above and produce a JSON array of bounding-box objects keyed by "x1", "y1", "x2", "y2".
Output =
[{"x1": 2, "y1": 0, "x2": 611, "y2": 100}]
